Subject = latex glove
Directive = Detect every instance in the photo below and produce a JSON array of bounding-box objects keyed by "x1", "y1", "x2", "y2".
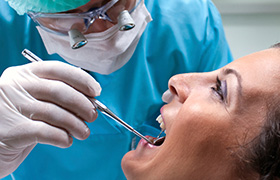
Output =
[{"x1": 0, "y1": 61, "x2": 101, "y2": 178}]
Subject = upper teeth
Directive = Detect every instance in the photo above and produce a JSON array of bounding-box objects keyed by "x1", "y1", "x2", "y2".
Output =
[{"x1": 156, "y1": 115, "x2": 166, "y2": 131}]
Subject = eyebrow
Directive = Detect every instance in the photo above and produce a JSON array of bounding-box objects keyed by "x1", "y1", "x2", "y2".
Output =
[{"x1": 221, "y1": 68, "x2": 243, "y2": 100}]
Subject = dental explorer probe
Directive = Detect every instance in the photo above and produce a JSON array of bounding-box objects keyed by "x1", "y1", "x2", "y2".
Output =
[{"x1": 21, "y1": 49, "x2": 154, "y2": 145}]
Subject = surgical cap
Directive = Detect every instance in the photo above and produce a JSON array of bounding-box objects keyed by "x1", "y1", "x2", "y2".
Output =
[{"x1": 5, "y1": 0, "x2": 91, "y2": 15}]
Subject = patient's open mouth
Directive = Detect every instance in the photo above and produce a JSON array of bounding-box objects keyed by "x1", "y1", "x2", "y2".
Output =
[
  {"x1": 147, "y1": 136, "x2": 166, "y2": 146},
  {"x1": 150, "y1": 115, "x2": 166, "y2": 146}
]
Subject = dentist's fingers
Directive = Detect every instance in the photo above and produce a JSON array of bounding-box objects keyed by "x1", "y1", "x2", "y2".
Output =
[
  {"x1": 0, "y1": 61, "x2": 101, "y2": 177},
  {"x1": 19, "y1": 100, "x2": 91, "y2": 140},
  {"x1": 5, "y1": 120, "x2": 73, "y2": 148},
  {"x1": 22, "y1": 77, "x2": 98, "y2": 123},
  {"x1": 29, "y1": 61, "x2": 102, "y2": 97}
]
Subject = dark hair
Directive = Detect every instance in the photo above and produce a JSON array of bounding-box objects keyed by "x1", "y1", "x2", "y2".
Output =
[
  {"x1": 271, "y1": 42, "x2": 280, "y2": 49},
  {"x1": 241, "y1": 43, "x2": 280, "y2": 180},
  {"x1": 244, "y1": 102, "x2": 280, "y2": 180}
]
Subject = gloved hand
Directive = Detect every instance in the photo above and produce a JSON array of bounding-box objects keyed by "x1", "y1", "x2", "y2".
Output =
[{"x1": 0, "y1": 61, "x2": 101, "y2": 178}]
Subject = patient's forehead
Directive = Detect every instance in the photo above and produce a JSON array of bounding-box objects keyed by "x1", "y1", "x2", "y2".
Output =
[
  {"x1": 226, "y1": 48, "x2": 280, "y2": 99},
  {"x1": 228, "y1": 48, "x2": 280, "y2": 75}
]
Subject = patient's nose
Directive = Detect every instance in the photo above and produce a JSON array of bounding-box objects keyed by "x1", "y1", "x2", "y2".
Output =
[{"x1": 168, "y1": 73, "x2": 205, "y2": 103}]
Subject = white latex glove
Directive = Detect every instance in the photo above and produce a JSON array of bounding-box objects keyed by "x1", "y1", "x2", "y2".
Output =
[{"x1": 0, "y1": 61, "x2": 101, "y2": 178}]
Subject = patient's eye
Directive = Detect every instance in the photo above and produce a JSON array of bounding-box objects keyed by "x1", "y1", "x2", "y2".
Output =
[{"x1": 211, "y1": 76, "x2": 227, "y2": 102}]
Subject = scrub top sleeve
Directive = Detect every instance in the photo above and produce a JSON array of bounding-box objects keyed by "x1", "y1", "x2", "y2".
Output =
[{"x1": 198, "y1": 0, "x2": 233, "y2": 72}]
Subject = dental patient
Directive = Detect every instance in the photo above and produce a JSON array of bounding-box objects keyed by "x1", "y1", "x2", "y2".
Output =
[{"x1": 121, "y1": 43, "x2": 280, "y2": 180}]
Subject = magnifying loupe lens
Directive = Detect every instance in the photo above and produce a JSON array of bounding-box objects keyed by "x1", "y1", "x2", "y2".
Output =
[
  {"x1": 68, "y1": 29, "x2": 88, "y2": 49},
  {"x1": 118, "y1": 10, "x2": 135, "y2": 31}
]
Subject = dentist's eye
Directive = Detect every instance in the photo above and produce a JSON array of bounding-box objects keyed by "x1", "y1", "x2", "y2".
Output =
[{"x1": 211, "y1": 76, "x2": 226, "y2": 101}]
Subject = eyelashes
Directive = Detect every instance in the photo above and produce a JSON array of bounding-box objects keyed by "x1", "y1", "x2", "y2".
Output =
[{"x1": 211, "y1": 76, "x2": 227, "y2": 102}]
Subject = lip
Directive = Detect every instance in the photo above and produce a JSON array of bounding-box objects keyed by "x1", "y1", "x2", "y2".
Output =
[
  {"x1": 126, "y1": 135, "x2": 163, "y2": 165},
  {"x1": 138, "y1": 136, "x2": 154, "y2": 148},
  {"x1": 160, "y1": 107, "x2": 164, "y2": 114},
  {"x1": 133, "y1": 135, "x2": 162, "y2": 157},
  {"x1": 138, "y1": 136, "x2": 160, "y2": 149}
]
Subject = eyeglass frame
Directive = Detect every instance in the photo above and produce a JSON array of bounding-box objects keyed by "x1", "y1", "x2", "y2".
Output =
[{"x1": 28, "y1": 0, "x2": 127, "y2": 36}]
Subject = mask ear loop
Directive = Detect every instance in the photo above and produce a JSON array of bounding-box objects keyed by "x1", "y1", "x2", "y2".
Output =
[
  {"x1": 118, "y1": 10, "x2": 135, "y2": 31},
  {"x1": 68, "y1": 29, "x2": 88, "y2": 49}
]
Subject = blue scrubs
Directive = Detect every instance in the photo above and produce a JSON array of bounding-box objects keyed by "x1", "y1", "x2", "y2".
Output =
[{"x1": 0, "y1": 0, "x2": 233, "y2": 179}]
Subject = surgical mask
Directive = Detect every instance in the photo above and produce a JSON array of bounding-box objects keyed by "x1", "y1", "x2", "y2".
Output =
[{"x1": 37, "y1": 0, "x2": 152, "y2": 74}]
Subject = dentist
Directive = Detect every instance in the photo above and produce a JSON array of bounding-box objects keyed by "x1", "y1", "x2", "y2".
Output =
[{"x1": 0, "y1": 0, "x2": 233, "y2": 179}]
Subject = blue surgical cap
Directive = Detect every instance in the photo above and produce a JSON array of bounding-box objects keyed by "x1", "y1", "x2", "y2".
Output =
[{"x1": 5, "y1": 0, "x2": 91, "y2": 15}]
